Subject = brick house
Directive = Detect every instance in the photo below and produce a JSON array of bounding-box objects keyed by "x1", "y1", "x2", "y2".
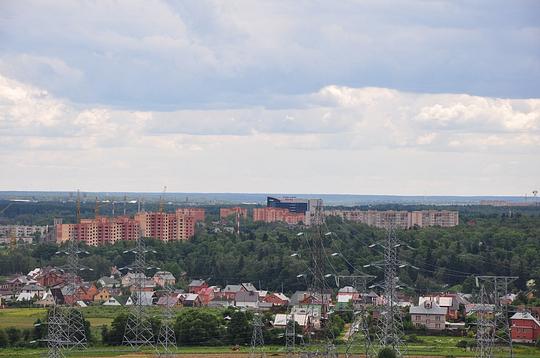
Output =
[
  {"x1": 222, "y1": 284, "x2": 245, "y2": 300},
  {"x1": 264, "y1": 292, "x2": 290, "y2": 306},
  {"x1": 188, "y1": 279, "x2": 208, "y2": 294},
  {"x1": 511, "y1": 312, "x2": 540, "y2": 343}
]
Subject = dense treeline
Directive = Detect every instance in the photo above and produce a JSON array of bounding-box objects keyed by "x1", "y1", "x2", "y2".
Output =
[{"x1": 1, "y1": 208, "x2": 539, "y2": 294}]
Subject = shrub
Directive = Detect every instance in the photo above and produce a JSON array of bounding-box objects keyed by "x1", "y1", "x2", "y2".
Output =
[
  {"x1": 378, "y1": 347, "x2": 397, "y2": 358},
  {"x1": 456, "y1": 340, "x2": 468, "y2": 349}
]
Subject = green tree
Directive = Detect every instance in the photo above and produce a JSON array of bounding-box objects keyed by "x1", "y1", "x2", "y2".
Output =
[
  {"x1": 227, "y1": 310, "x2": 251, "y2": 344},
  {"x1": 175, "y1": 309, "x2": 223, "y2": 345},
  {"x1": 0, "y1": 329, "x2": 8, "y2": 348}
]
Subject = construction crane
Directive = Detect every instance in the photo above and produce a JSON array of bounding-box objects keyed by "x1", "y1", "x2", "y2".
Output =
[
  {"x1": 76, "y1": 190, "x2": 81, "y2": 224},
  {"x1": 0, "y1": 202, "x2": 13, "y2": 215},
  {"x1": 95, "y1": 196, "x2": 100, "y2": 218},
  {"x1": 9, "y1": 227, "x2": 17, "y2": 250},
  {"x1": 159, "y1": 186, "x2": 167, "y2": 213}
]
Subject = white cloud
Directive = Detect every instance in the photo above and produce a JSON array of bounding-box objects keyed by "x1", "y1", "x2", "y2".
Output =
[{"x1": 0, "y1": 74, "x2": 538, "y2": 194}]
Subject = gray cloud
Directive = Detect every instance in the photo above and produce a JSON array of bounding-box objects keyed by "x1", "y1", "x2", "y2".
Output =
[{"x1": 0, "y1": 0, "x2": 538, "y2": 109}]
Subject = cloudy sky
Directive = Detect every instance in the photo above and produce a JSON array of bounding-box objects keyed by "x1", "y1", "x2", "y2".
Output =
[{"x1": 0, "y1": 0, "x2": 539, "y2": 195}]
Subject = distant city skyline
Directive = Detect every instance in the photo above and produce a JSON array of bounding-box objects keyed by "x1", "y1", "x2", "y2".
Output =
[{"x1": 0, "y1": 1, "x2": 538, "y2": 195}]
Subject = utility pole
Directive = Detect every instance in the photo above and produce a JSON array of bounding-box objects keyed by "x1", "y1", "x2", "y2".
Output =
[{"x1": 474, "y1": 276, "x2": 517, "y2": 358}]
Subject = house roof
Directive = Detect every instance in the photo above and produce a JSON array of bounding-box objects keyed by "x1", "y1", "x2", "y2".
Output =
[
  {"x1": 410, "y1": 302, "x2": 447, "y2": 315},
  {"x1": 22, "y1": 284, "x2": 45, "y2": 291},
  {"x1": 154, "y1": 271, "x2": 175, "y2": 280},
  {"x1": 98, "y1": 276, "x2": 119, "y2": 285},
  {"x1": 273, "y1": 313, "x2": 309, "y2": 327},
  {"x1": 242, "y1": 283, "x2": 257, "y2": 292},
  {"x1": 511, "y1": 312, "x2": 540, "y2": 327},
  {"x1": 157, "y1": 295, "x2": 179, "y2": 306},
  {"x1": 189, "y1": 279, "x2": 206, "y2": 287},
  {"x1": 16, "y1": 292, "x2": 36, "y2": 301},
  {"x1": 272, "y1": 293, "x2": 290, "y2": 301},
  {"x1": 132, "y1": 291, "x2": 154, "y2": 305},
  {"x1": 338, "y1": 286, "x2": 357, "y2": 293},
  {"x1": 184, "y1": 293, "x2": 200, "y2": 301},
  {"x1": 236, "y1": 290, "x2": 259, "y2": 302},
  {"x1": 223, "y1": 284, "x2": 243, "y2": 293}
]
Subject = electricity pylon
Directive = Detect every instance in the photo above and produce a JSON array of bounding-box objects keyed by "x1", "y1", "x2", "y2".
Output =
[
  {"x1": 157, "y1": 286, "x2": 177, "y2": 356},
  {"x1": 475, "y1": 276, "x2": 517, "y2": 358},
  {"x1": 55, "y1": 189, "x2": 90, "y2": 350},
  {"x1": 296, "y1": 201, "x2": 338, "y2": 358},
  {"x1": 365, "y1": 225, "x2": 415, "y2": 357},
  {"x1": 59, "y1": 238, "x2": 90, "y2": 349},
  {"x1": 44, "y1": 304, "x2": 69, "y2": 358},
  {"x1": 250, "y1": 313, "x2": 266, "y2": 358},
  {"x1": 285, "y1": 312, "x2": 296, "y2": 358},
  {"x1": 122, "y1": 236, "x2": 156, "y2": 348},
  {"x1": 335, "y1": 275, "x2": 376, "y2": 358}
]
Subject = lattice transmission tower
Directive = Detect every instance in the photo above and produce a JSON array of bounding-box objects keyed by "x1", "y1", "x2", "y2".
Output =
[
  {"x1": 250, "y1": 313, "x2": 266, "y2": 358},
  {"x1": 122, "y1": 236, "x2": 156, "y2": 348},
  {"x1": 44, "y1": 304, "x2": 70, "y2": 358},
  {"x1": 295, "y1": 201, "x2": 338, "y2": 358},
  {"x1": 365, "y1": 225, "x2": 415, "y2": 357},
  {"x1": 156, "y1": 285, "x2": 177, "y2": 356},
  {"x1": 335, "y1": 275, "x2": 376, "y2": 358},
  {"x1": 56, "y1": 237, "x2": 91, "y2": 350},
  {"x1": 475, "y1": 276, "x2": 517, "y2": 358}
]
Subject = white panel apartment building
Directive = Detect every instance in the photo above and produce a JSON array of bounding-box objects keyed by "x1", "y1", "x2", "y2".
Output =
[{"x1": 326, "y1": 210, "x2": 458, "y2": 229}]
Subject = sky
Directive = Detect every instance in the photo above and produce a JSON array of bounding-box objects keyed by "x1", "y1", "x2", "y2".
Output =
[{"x1": 0, "y1": 0, "x2": 539, "y2": 195}]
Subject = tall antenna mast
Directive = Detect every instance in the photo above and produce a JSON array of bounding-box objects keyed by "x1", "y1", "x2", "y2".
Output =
[{"x1": 94, "y1": 196, "x2": 99, "y2": 218}]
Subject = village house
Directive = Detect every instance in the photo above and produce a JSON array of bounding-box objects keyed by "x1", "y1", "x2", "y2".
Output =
[
  {"x1": 97, "y1": 276, "x2": 120, "y2": 288},
  {"x1": 273, "y1": 313, "x2": 310, "y2": 331},
  {"x1": 153, "y1": 271, "x2": 176, "y2": 287},
  {"x1": 182, "y1": 293, "x2": 202, "y2": 307},
  {"x1": 222, "y1": 284, "x2": 244, "y2": 300},
  {"x1": 410, "y1": 301, "x2": 447, "y2": 331},
  {"x1": 510, "y1": 312, "x2": 540, "y2": 343},
  {"x1": 419, "y1": 294, "x2": 468, "y2": 320},
  {"x1": 188, "y1": 279, "x2": 208, "y2": 294},
  {"x1": 16, "y1": 284, "x2": 46, "y2": 301},
  {"x1": 235, "y1": 290, "x2": 259, "y2": 309},
  {"x1": 34, "y1": 268, "x2": 67, "y2": 287},
  {"x1": 264, "y1": 292, "x2": 290, "y2": 306},
  {"x1": 93, "y1": 287, "x2": 111, "y2": 302}
]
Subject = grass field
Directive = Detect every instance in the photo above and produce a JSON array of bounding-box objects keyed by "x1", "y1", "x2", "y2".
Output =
[{"x1": 0, "y1": 308, "x2": 538, "y2": 357}]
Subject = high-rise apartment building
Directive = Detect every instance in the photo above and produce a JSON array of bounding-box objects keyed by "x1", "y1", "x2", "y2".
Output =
[
  {"x1": 253, "y1": 207, "x2": 305, "y2": 224},
  {"x1": 134, "y1": 211, "x2": 195, "y2": 242},
  {"x1": 220, "y1": 207, "x2": 248, "y2": 220},
  {"x1": 254, "y1": 197, "x2": 323, "y2": 226},
  {"x1": 56, "y1": 216, "x2": 140, "y2": 246},
  {"x1": 326, "y1": 209, "x2": 459, "y2": 229},
  {"x1": 55, "y1": 209, "x2": 200, "y2": 246},
  {"x1": 175, "y1": 208, "x2": 205, "y2": 223}
]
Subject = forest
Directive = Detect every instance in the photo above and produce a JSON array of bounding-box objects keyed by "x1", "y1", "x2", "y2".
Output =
[{"x1": 1, "y1": 202, "x2": 539, "y2": 296}]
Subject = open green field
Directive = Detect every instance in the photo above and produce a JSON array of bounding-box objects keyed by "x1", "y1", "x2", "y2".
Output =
[{"x1": 0, "y1": 308, "x2": 538, "y2": 357}]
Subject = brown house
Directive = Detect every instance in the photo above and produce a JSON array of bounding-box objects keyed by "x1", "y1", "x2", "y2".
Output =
[{"x1": 93, "y1": 288, "x2": 111, "y2": 302}]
